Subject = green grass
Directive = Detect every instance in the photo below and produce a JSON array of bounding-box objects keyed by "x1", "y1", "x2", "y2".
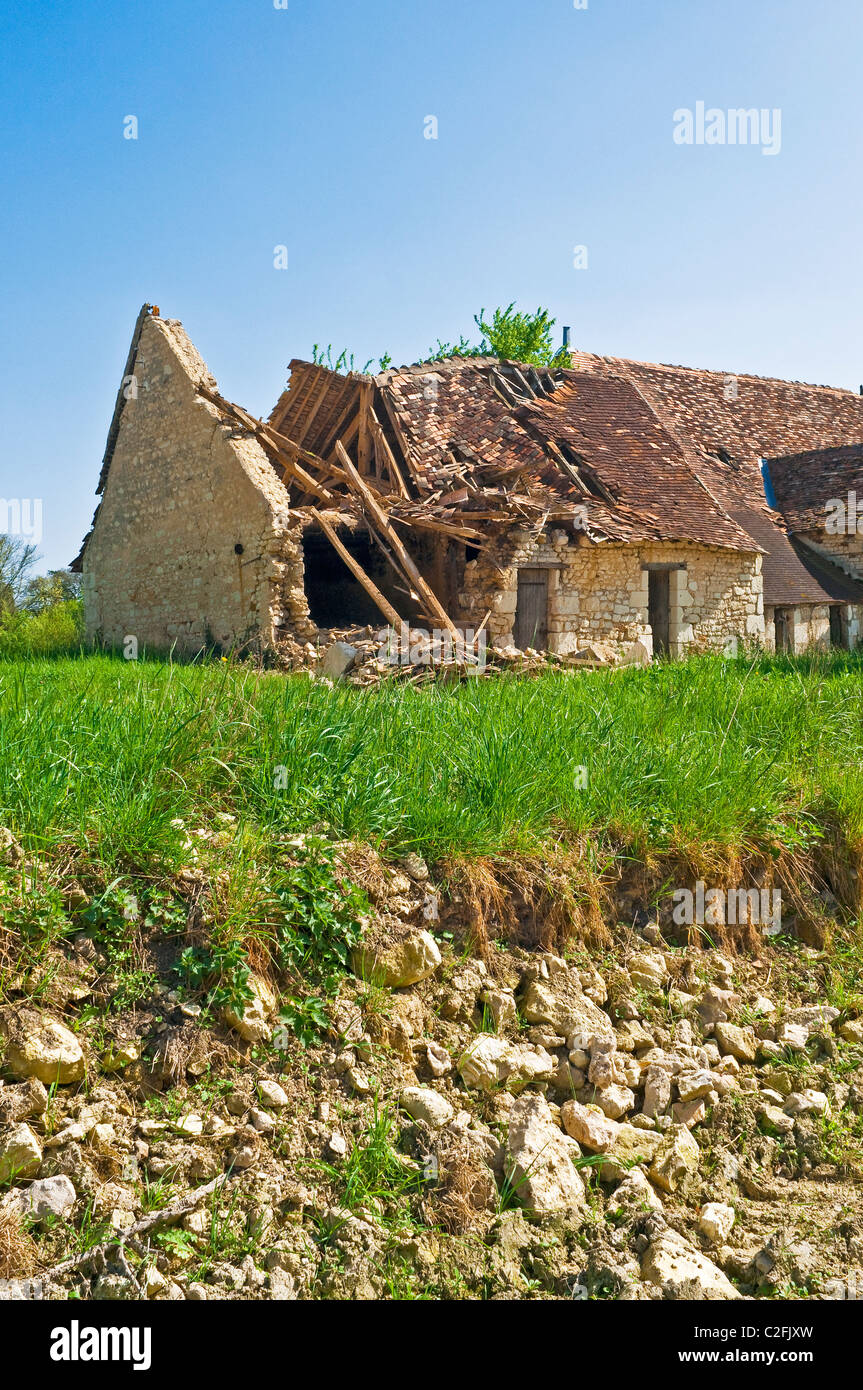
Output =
[
  {"x1": 0, "y1": 600, "x2": 84, "y2": 659},
  {"x1": 1, "y1": 649, "x2": 862, "y2": 866},
  {"x1": 0, "y1": 649, "x2": 861, "y2": 879}
]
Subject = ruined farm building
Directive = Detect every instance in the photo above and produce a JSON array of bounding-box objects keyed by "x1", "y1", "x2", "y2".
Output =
[{"x1": 72, "y1": 306, "x2": 863, "y2": 659}]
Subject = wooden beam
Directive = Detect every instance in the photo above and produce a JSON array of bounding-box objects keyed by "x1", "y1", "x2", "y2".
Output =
[
  {"x1": 335, "y1": 441, "x2": 460, "y2": 640},
  {"x1": 357, "y1": 382, "x2": 373, "y2": 477},
  {"x1": 389, "y1": 514, "x2": 485, "y2": 542},
  {"x1": 309, "y1": 509, "x2": 402, "y2": 627},
  {"x1": 369, "y1": 408, "x2": 410, "y2": 498}
]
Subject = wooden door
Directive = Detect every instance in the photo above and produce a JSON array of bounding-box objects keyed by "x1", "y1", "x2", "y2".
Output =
[
  {"x1": 648, "y1": 570, "x2": 670, "y2": 657},
  {"x1": 514, "y1": 568, "x2": 549, "y2": 651},
  {"x1": 774, "y1": 608, "x2": 793, "y2": 653}
]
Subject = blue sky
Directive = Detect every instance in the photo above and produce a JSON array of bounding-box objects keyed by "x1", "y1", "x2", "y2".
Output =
[{"x1": 2, "y1": 0, "x2": 862, "y2": 570}]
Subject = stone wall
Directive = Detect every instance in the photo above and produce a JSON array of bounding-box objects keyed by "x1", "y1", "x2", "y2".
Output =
[
  {"x1": 758, "y1": 531, "x2": 863, "y2": 652},
  {"x1": 454, "y1": 527, "x2": 764, "y2": 656},
  {"x1": 763, "y1": 603, "x2": 863, "y2": 653},
  {"x1": 82, "y1": 316, "x2": 312, "y2": 654},
  {"x1": 796, "y1": 527, "x2": 863, "y2": 581}
]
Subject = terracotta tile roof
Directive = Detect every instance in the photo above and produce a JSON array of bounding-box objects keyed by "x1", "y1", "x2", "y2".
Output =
[
  {"x1": 372, "y1": 357, "x2": 756, "y2": 550},
  {"x1": 516, "y1": 371, "x2": 755, "y2": 550},
  {"x1": 570, "y1": 350, "x2": 863, "y2": 513},
  {"x1": 722, "y1": 500, "x2": 863, "y2": 605},
  {"x1": 766, "y1": 443, "x2": 863, "y2": 533}
]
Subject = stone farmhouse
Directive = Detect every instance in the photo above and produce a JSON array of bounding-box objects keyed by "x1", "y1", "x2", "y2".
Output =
[{"x1": 73, "y1": 305, "x2": 863, "y2": 661}]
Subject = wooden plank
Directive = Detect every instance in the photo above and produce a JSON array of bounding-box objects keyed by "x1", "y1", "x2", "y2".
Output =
[
  {"x1": 317, "y1": 381, "x2": 361, "y2": 458},
  {"x1": 357, "y1": 383, "x2": 373, "y2": 477},
  {"x1": 309, "y1": 509, "x2": 402, "y2": 627},
  {"x1": 336, "y1": 441, "x2": 460, "y2": 640},
  {"x1": 368, "y1": 408, "x2": 410, "y2": 498}
]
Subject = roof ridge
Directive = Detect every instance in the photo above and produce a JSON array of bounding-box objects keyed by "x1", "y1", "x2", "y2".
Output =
[{"x1": 581, "y1": 351, "x2": 859, "y2": 397}]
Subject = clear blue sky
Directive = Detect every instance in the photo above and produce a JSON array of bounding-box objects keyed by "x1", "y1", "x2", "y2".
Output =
[{"x1": 2, "y1": 0, "x2": 862, "y2": 571}]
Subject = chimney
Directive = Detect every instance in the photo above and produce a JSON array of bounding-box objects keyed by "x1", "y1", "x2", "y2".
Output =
[{"x1": 562, "y1": 326, "x2": 571, "y2": 350}]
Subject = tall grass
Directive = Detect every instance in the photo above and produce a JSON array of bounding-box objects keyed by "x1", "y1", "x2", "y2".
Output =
[{"x1": 0, "y1": 650, "x2": 861, "y2": 878}]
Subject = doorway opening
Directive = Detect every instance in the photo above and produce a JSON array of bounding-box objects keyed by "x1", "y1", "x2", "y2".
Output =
[
  {"x1": 774, "y1": 608, "x2": 794, "y2": 653},
  {"x1": 829, "y1": 605, "x2": 847, "y2": 649},
  {"x1": 648, "y1": 570, "x2": 671, "y2": 657}
]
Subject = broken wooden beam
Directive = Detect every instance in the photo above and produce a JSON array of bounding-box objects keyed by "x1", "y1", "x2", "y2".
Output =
[
  {"x1": 368, "y1": 407, "x2": 410, "y2": 498},
  {"x1": 335, "y1": 441, "x2": 461, "y2": 641}
]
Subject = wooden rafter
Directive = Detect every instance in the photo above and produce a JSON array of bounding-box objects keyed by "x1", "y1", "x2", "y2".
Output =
[
  {"x1": 357, "y1": 382, "x2": 373, "y2": 478},
  {"x1": 369, "y1": 407, "x2": 410, "y2": 498}
]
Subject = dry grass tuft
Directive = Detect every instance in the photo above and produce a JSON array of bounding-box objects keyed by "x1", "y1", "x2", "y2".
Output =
[
  {"x1": 424, "y1": 1129, "x2": 497, "y2": 1235},
  {"x1": 0, "y1": 1208, "x2": 38, "y2": 1280},
  {"x1": 439, "y1": 846, "x2": 611, "y2": 959}
]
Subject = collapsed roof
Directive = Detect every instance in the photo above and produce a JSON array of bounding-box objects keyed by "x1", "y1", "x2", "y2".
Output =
[
  {"x1": 75, "y1": 306, "x2": 863, "y2": 619},
  {"x1": 270, "y1": 354, "x2": 758, "y2": 551}
]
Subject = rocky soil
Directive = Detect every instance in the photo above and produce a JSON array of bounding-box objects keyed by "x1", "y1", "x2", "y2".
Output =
[{"x1": 1, "y1": 832, "x2": 862, "y2": 1303}]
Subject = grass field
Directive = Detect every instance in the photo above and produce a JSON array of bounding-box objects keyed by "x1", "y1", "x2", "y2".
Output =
[{"x1": 0, "y1": 649, "x2": 861, "y2": 881}]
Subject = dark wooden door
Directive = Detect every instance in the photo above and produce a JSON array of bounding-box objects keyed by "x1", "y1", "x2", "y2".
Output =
[
  {"x1": 774, "y1": 608, "x2": 793, "y2": 652},
  {"x1": 648, "y1": 570, "x2": 670, "y2": 656},
  {"x1": 514, "y1": 568, "x2": 549, "y2": 650},
  {"x1": 829, "y1": 606, "x2": 845, "y2": 648}
]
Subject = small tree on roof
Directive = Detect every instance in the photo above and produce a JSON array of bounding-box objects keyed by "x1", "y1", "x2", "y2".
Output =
[{"x1": 421, "y1": 304, "x2": 571, "y2": 367}]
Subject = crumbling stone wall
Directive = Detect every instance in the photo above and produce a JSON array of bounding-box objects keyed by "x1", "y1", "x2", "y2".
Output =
[
  {"x1": 455, "y1": 528, "x2": 764, "y2": 656},
  {"x1": 82, "y1": 316, "x2": 311, "y2": 654}
]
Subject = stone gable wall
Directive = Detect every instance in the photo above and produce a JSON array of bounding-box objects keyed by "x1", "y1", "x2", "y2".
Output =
[{"x1": 82, "y1": 316, "x2": 311, "y2": 654}]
